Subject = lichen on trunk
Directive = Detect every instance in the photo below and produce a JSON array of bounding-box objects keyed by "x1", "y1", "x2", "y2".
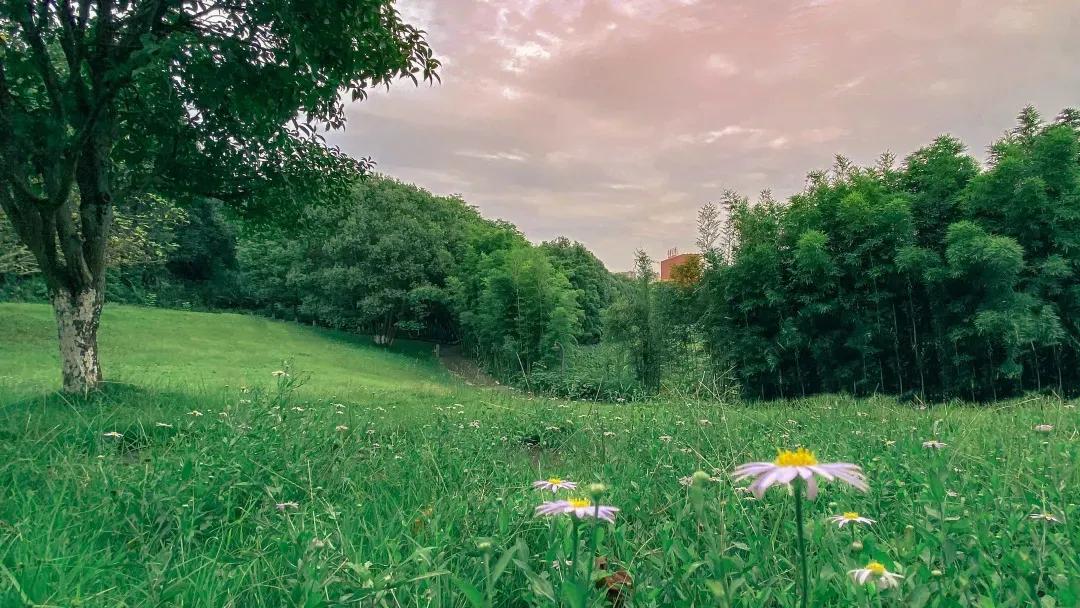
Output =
[{"x1": 52, "y1": 287, "x2": 104, "y2": 394}]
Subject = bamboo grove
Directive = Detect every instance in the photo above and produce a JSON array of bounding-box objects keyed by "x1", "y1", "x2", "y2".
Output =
[{"x1": 698, "y1": 107, "x2": 1080, "y2": 401}]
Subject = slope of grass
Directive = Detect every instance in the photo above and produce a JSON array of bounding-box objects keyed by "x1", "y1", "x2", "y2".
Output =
[
  {"x1": 0, "y1": 302, "x2": 450, "y2": 402},
  {"x1": 1, "y1": 304, "x2": 1078, "y2": 607}
]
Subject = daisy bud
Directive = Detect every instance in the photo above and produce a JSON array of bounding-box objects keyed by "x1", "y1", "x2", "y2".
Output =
[
  {"x1": 931, "y1": 569, "x2": 943, "y2": 577},
  {"x1": 588, "y1": 483, "x2": 608, "y2": 497},
  {"x1": 476, "y1": 540, "x2": 493, "y2": 552},
  {"x1": 851, "y1": 540, "x2": 863, "y2": 551},
  {"x1": 691, "y1": 470, "x2": 711, "y2": 485}
]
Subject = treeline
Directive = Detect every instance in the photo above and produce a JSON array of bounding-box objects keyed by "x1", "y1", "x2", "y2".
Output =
[
  {"x1": 696, "y1": 106, "x2": 1080, "y2": 401},
  {"x1": 6, "y1": 105, "x2": 1079, "y2": 403},
  {"x1": 1, "y1": 176, "x2": 618, "y2": 390}
]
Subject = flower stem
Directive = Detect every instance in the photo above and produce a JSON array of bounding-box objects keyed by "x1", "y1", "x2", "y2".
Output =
[
  {"x1": 793, "y1": 482, "x2": 809, "y2": 608},
  {"x1": 570, "y1": 517, "x2": 580, "y2": 579}
]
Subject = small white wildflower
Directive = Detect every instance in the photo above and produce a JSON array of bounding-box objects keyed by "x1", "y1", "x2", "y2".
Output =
[
  {"x1": 829, "y1": 512, "x2": 876, "y2": 528},
  {"x1": 535, "y1": 498, "x2": 619, "y2": 523},
  {"x1": 335, "y1": 425, "x2": 349, "y2": 432},
  {"x1": 659, "y1": 435, "x2": 673, "y2": 443},
  {"x1": 102, "y1": 431, "x2": 123, "y2": 439},
  {"x1": 848, "y1": 561, "x2": 903, "y2": 590},
  {"x1": 1029, "y1": 512, "x2": 1061, "y2": 523},
  {"x1": 1033, "y1": 424, "x2": 1054, "y2": 433},
  {"x1": 188, "y1": 410, "x2": 203, "y2": 417},
  {"x1": 922, "y1": 440, "x2": 947, "y2": 450},
  {"x1": 271, "y1": 370, "x2": 288, "y2": 377},
  {"x1": 275, "y1": 501, "x2": 299, "y2": 511},
  {"x1": 533, "y1": 477, "x2": 578, "y2": 493}
]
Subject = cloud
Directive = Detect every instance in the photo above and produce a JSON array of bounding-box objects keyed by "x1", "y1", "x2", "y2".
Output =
[
  {"x1": 329, "y1": 0, "x2": 1080, "y2": 270},
  {"x1": 456, "y1": 150, "x2": 529, "y2": 162},
  {"x1": 705, "y1": 53, "x2": 739, "y2": 76}
]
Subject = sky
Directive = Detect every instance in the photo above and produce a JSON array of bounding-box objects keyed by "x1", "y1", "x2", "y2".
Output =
[{"x1": 327, "y1": 0, "x2": 1080, "y2": 271}]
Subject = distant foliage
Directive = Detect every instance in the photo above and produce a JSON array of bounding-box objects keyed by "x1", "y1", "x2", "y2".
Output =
[{"x1": 699, "y1": 106, "x2": 1080, "y2": 401}]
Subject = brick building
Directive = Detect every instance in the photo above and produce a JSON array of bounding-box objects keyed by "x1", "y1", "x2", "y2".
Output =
[{"x1": 659, "y1": 249, "x2": 701, "y2": 282}]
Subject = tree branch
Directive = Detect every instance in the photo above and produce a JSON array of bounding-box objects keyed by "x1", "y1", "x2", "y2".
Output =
[{"x1": 15, "y1": 0, "x2": 67, "y2": 125}]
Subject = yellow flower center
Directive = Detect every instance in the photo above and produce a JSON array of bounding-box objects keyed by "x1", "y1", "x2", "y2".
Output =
[
  {"x1": 547, "y1": 477, "x2": 563, "y2": 485},
  {"x1": 866, "y1": 561, "x2": 886, "y2": 576},
  {"x1": 843, "y1": 512, "x2": 860, "y2": 520},
  {"x1": 568, "y1": 498, "x2": 592, "y2": 509},
  {"x1": 774, "y1": 447, "x2": 818, "y2": 466}
]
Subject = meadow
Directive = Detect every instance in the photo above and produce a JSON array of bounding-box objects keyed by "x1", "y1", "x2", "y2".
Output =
[{"x1": 1, "y1": 303, "x2": 1078, "y2": 607}]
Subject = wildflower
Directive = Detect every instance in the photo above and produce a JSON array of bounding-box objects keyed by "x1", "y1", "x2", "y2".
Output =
[
  {"x1": 829, "y1": 512, "x2": 875, "y2": 528},
  {"x1": 102, "y1": 431, "x2": 123, "y2": 439},
  {"x1": 155, "y1": 422, "x2": 173, "y2": 428},
  {"x1": 603, "y1": 431, "x2": 616, "y2": 437},
  {"x1": 275, "y1": 501, "x2": 299, "y2": 511},
  {"x1": 335, "y1": 425, "x2": 349, "y2": 432},
  {"x1": 659, "y1": 435, "x2": 673, "y2": 443},
  {"x1": 732, "y1": 448, "x2": 867, "y2": 500},
  {"x1": 271, "y1": 370, "x2": 288, "y2": 377},
  {"x1": 680, "y1": 471, "x2": 719, "y2": 486},
  {"x1": 698, "y1": 419, "x2": 712, "y2": 426},
  {"x1": 291, "y1": 407, "x2": 305, "y2": 412},
  {"x1": 848, "y1": 561, "x2": 903, "y2": 590},
  {"x1": 1029, "y1": 512, "x2": 1061, "y2": 523},
  {"x1": 535, "y1": 498, "x2": 619, "y2": 523},
  {"x1": 1033, "y1": 424, "x2": 1054, "y2": 433},
  {"x1": 533, "y1": 477, "x2": 578, "y2": 493},
  {"x1": 922, "y1": 440, "x2": 947, "y2": 449},
  {"x1": 188, "y1": 410, "x2": 203, "y2": 417},
  {"x1": 469, "y1": 420, "x2": 481, "y2": 429},
  {"x1": 883, "y1": 439, "x2": 896, "y2": 447}
]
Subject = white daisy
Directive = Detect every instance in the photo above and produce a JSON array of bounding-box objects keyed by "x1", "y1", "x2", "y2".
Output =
[
  {"x1": 271, "y1": 370, "x2": 288, "y2": 377},
  {"x1": 922, "y1": 440, "x2": 947, "y2": 449},
  {"x1": 188, "y1": 410, "x2": 203, "y2": 417},
  {"x1": 535, "y1": 498, "x2": 619, "y2": 523},
  {"x1": 1033, "y1": 424, "x2": 1054, "y2": 433},
  {"x1": 102, "y1": 431, "x2": 123, "y2": 439},
  {"x1": 848, "y1": 561, "x2": 903, "y2": 589},
  {"x1": 1029, "y1": 512, "x2": 1061, "y2": 523},
  {"x1": 829, "y1": 511, "x2": 875, "y2": 528},
  {"x1": 532, "y1": 477, "x2": 577, "y2": 493},
  {"x1": 275, "y1": 501, "x2": 299, "y2": 511},
  {"x1": 732, "y1": 448, "x2": 868, "y2": 500}
]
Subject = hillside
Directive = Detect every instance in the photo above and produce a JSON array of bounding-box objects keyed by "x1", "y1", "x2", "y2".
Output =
[{"x1": 0, "y1": 303, "x2": 452, "y2": 403}]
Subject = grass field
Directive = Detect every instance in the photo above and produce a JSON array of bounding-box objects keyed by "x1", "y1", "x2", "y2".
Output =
[{"x1": 1, "y1": 303, "x2": 1078, "y2": 607}]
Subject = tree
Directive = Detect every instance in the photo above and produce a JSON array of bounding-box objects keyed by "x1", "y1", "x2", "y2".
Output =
[
  {"x1": 696, "y1": 202, "x2": 722, "y2": 261},
  {"x1": 540, "y1": 237, "x2": 614, "y2": 343},
  {"x1": 0, "y1": 1, "x2": 438, "y2": 392},
  {"x1": 605, "y1": 250, "x2": 663, "y2": 391},
  {"x1": 460, "y1": 246, "x2": 582, "y2": 379}
]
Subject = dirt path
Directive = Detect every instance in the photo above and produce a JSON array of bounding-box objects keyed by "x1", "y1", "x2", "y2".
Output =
[{"x1": 436, "y1": 344, "x2": 504, "y2": 388}]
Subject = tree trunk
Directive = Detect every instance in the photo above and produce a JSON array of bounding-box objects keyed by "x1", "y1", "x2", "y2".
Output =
[{"x1": 52, "y1": 286, "x2": 104, "y2": 394}]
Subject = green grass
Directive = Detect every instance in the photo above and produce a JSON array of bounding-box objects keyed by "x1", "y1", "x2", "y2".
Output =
[
  {"x1": 0, "y1": 302, "x2": 451, "y2": 402},
  {"x1": 1, "y1": 304, "x2": 1079, "y2": 607}
]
